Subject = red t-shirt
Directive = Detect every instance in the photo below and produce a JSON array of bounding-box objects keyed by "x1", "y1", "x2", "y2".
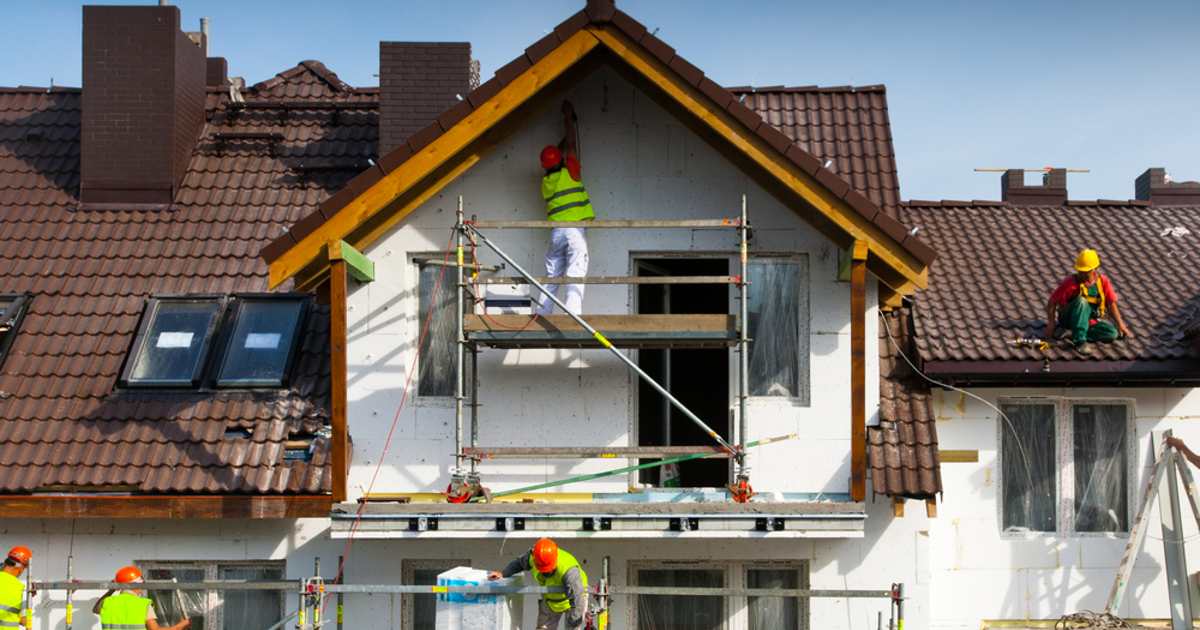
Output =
[{"x1": 1049, "y1": 274, "x2": 1118, "y2": 307}]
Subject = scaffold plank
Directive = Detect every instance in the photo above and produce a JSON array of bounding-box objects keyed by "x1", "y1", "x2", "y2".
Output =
[
  {"x1": 469, "y1": 218, "x2": 739, "y2": 229},
  {"x1": 463, "y1": 446, "x2": 735, "y2": 459},
  {"x1": 473, "y1": 275, "x2": 737, "y2": 285},
  {"x1": 464, "y1": 314, "x2": 736, "y2": 349}
]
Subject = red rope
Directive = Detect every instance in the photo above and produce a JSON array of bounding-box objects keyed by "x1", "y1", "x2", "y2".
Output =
[{"x1": 327, "y1": 227, "x2": 457, "y2": 598}]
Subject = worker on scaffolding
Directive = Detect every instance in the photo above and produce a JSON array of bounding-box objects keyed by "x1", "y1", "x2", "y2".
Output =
[
  {"x1": 489, "y1": 537, "x2": 588, "y2": 629},
  {"x1": 536, "y1": 100, "x2": 595, "y2": 316},
  {"x1": 0, "y1": 546, "x2": 31, "y2": 629},
  {"x1": 1042, "y1": 248, "x2": 1132, "y2": 354},
  {"x1": 93, "y1": 565, "x2": 191, "y2": 630}
]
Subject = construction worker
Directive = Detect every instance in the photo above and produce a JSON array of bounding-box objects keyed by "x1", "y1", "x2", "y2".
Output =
[
  {"x1": 489, "y1": 537, "x2": 588, "y2": 629},
  {"x1": 92, "y1": 566, "x2": 190, "y2": 630},
  {"x1": 1042, "y1": 248, "x2": 1132, "y2": 354},
  {"x1": 536, "y1": 100, "x2": 594, "y2": 316},
  {"x1": 0, "y1": 546, "x2": 31, "y2": 629}
]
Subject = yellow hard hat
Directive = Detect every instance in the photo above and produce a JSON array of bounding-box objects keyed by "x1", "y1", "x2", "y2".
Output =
[{"x1": 1074, "y1": 249, "x2": 1100, "y2": 272}]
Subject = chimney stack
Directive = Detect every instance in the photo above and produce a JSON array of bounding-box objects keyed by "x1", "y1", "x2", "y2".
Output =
[
  {"x1": 378, "y1": 42, "x2": 473, "y2": 156},
  {"x1": 81, "y1": 5, "x2": 206, "y2": 207},
  {"x1": 1000, "y1": 168, "x2": 1068, "y2": 205},
  {"x1": 1136, "y1": 168, "x2": 1200, "y2": 205}
]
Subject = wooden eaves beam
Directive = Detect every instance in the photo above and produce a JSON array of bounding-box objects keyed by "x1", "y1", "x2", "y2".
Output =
[
  {"x1": 0, "y1": 495, "x2": 333, "y2": 519},
  {"x1": 328, "y1": 242, "x2": 350, "y2": 502},
  {"x1": 268, "y1": 29, "x2": 602, "y2": 289},
  {"x1": 850, "y1": 240, "x2": 868, "y2": 502},
  {"x1": 269, "y1": 25, "x2": 928, "y2": 293}
]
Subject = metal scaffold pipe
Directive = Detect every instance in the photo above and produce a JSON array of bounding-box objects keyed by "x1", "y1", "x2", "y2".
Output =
[
  {"x1": 737, "y1": 193, "x2": 750, "y2": 479},
  {"x1": 462, "y1": 222, "x2": 738, "y2": 457},
  {"x1": 454, "y1": 197, "x2": 466, "y2": 475}
]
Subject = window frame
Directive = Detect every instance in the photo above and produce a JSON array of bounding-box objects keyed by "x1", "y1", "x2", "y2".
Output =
[
  {"x1": 744, "y1": 253, "x2": 810, "y2": 406},
  {"x1": 0, "y1": 293, "x2": 32, "y2": 368},
  {"x1": 997, "y1": 397, "x2": 1136, "y2": 538},
  {"x1": 136, "y1": 559, "x2": 285, "y2": 630},
  {"x1": 626, "y1": 560, "x2": 812, "y2": 630},
  {"x1": 745, "y1": 561, "x2": 810, "y2": 630},
  {"x1": 212, "y1": 293, "x2": 310, "y2": 389},
  {"x1": 412, "y1": 252, "x2": 473, "y2": 402},
  {"x1": 628, "y1": 560, "x2": 729, "y2": 630},
  {"x1": 120, "y1": 295, "x2": 226, "y2": 389},
  {"x1": 401, "y1": 558, "x2": 471, "y2": 630}
]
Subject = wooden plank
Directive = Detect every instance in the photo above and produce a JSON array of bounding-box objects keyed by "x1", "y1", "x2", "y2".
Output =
[
  {"x1": 588, "y1": 25, "x2": 926, "y2": 289},
  {"x1": 267, "y1": 30, "x2": 601, "y2": 288},
  {"x1": 470, "y1": 218, "x2": 739, "y2": 229},
  {"x1": 0, "y1": 495, "x2": 332, "y2": 519},
  {"x1": 938, "y1": 449, "x2": 980, "y2": 463},
  {"x1": 925, "y1": 498, "x2": 938, "y2": 518},
  {"x1": 466, "y1": 314, "x2": 733, "y2": 333},
  {"x1": 474, "y1": 275, "x2": 738, "y2": 286},
  {"x1": 463, "y1": 446, "x2": 735, "y2": 459},
  {"x1": 850, "y1": 241, "x2": 868, "y2": 502},
  {"x1": 329, "y1": 239, "x2": 375, "y2": 283},
  {"x1": 892, "y1": 497, "x2": 905, "y2": 517},
  {"x1": 329, "y1": 257, "x2": 349, "y2": 502}
]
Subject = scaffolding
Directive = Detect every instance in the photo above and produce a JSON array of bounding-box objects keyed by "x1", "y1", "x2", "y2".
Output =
[
  {"x1": 28, "y1": 558, "x2": 906, "y2": 630},
  {"x1": 444, "y1": 195, "x2": 763, "y2": 503}
]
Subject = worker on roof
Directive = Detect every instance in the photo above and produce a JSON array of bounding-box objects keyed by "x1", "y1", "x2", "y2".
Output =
[
  {"x1": 93, "y1": 565, "x2": 191, "y2": 630},
  {"x1": 536, "y1": 100, "x2": 595, "y2": 316},
  {"x1": 1042, "y1": 248, "x2": 1132, "y2": 354},
  {"x1": 489, "y1": 537, "x2": 588, "y2": 629},
  {"x1": 0, "y1": 546, "x2": 31, "y2": 630}
]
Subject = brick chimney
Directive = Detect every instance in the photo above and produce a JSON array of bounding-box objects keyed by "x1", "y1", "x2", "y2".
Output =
[
  {"x1": 206, "y1": 57, "x2": 229, "y2": 86},
  {"x1": 1136, "y1": 168, "x2": 1200, "y2": 205},
  {"x1": 1000, "y1": 168, "x2": 1068, "y2": 205},
  {"x1": 81, "y1": 5, "x2": 206, "y2": 206},
  {"x1": 379, "y1": 42, "x2": 473, "y2": 156}
]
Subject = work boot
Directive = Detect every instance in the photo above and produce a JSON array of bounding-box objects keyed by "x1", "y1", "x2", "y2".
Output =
[{"x1": 1074, "y1": 341, "x2": 1092, "y2": 355}]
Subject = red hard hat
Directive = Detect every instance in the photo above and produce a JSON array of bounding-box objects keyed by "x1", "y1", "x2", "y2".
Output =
[
  {"x1": 6, "y1": 546, "x2": 31, "y2": 566},
  {"x1": 532, "y1": 537, "x2": 558, "y2": 573},
  {"x1": 115, "y1": 566, "x2": 143, "y2": 584},
  {"x1": 540, "y1": 145, "x2": 563, "y2": 170}
]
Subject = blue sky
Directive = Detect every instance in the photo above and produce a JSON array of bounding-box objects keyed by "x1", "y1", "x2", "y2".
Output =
[{"x1": 2, "y1": 0, "x2": 1197, "y2": 201}]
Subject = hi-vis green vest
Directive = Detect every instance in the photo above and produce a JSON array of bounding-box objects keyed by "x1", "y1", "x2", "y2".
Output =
[
  {"x1": 99, "y1": 592, "x2": 152, "y2": 630},
  {"x1": 542, "y1": 168, "x2": 595, "y2": 222},
  {"x1": 531, "y1": 548, "x2": 587, "y2": 613},
  {"x1": 0, "y1": 572, "x2": 22, "y2": 629}
]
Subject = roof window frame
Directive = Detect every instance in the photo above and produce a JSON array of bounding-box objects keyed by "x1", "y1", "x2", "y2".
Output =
[
  {"x1": 119, "y1": 295, "x2": 227, "y2": 389},
  {"x1": 212, "y1": 292, "x2": 310, "y2": 390},
  {"x1": 0, "y1": 293, "x2": 33, "y2": 368}
]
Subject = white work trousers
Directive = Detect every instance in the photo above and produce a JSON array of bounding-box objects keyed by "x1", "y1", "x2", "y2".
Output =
[{"x1": 537, "y1": 227, "x2": 588, "y2": 315}]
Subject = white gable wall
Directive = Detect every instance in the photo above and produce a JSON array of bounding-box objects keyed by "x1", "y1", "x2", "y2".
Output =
[
  {"x1": 930, "y1": 384, "x2": 1200, "y2": 628},
  {"x1": 344, "y1": 65, "x2": 880, "y2": 499}
]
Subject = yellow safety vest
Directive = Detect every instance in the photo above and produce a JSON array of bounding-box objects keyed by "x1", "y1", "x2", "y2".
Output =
[
  {"x1": 1078, "y1": 275, "x2": 1107, "y2": 317},
  {"x1": 99, "y1": 592, "x2": 152, "y2": 630},
  {"x1": 531, "y1": 548, "x2": 587, "y2": 613},
  {"x1": 542, "y1": 169, "x2": 595, "y2": 222},
  {"x1": 0, "y1": 572, "x2": 22, "y2": 629}
]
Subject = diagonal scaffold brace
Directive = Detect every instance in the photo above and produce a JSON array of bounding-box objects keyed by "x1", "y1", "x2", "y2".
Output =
[{"x1": 460, "y1": 220, "x2": 741, "y2": 463}]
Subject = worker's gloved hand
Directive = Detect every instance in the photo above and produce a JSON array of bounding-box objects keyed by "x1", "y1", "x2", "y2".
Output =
[{"x1": 487, "y1": 571, "x2": 503, "y2": 581}]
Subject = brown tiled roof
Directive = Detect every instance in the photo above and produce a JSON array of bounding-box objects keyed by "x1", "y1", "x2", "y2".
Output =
[
  {"x1": 733, "y1": 85, "x2": 901, "y2": 215},
  {"x1": 872, "y1": 308, "x2": 941, "y2": 499},
  {"x1": 901, "y1": 200, "x2": 1200, "y2": 376},
  {"x1": 261, "y1": 7, "x2": 935, "y2": 272},
  {"x1": 0, "y1": 61, "x2": 377, "y2": 494}
]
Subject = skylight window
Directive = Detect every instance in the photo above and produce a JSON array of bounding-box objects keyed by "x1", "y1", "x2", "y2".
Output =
[
  {"x1": 0, "y1": 294, "x2": 31, "y2": 367},
  {"x1": 122, "y1": 298, "x2": 223, "y2": 387},
  {"x1": 215, "y1": 296, "x2": 307, "y2": 388}
]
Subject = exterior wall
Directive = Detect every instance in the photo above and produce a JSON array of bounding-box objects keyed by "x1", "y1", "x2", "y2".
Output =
[
  {"x1": 930, "y1": 385, "x2": 1200, "y2": 628},
  {"x1": 346, "y1": 65, "x2": 880, "y2": 499},
  {"x1": 2, "y1": 503, "x2": 929, "y2": 630}
]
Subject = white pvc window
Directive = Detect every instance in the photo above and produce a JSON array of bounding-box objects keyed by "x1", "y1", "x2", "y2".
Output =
[
  {"x1": 635, "y1": 565, "x2": 726, "y2": 629},
  {"x1": 746, "y1": 256, "x2": 809, "y2": 403},
  {"x1": 1000, "y1": 400, "x2": 1131, "y2": 535},
  {"x1": 747, "y1": 565, "x2": 808, "y2": 630},
  {"x1": 139, "y1": 561, "x2": 284, "y2": 630},
  {"x1": 629, "y1": 561, "x2": 810, "y2": 630}
]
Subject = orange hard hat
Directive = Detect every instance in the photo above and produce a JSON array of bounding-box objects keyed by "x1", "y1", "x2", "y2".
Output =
[
  {"x1": 5, "y1": 546, "x2": 31, "y2": 566},
  {"x1": 540, "y1": 145, "x2": 563, "y2": 170},
  {"x1": 532, "y1": 537, "x2": 558, "y2": 573},
  {"x1": 115, "y1": 566, "x2": 143, "y2": 584}
]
